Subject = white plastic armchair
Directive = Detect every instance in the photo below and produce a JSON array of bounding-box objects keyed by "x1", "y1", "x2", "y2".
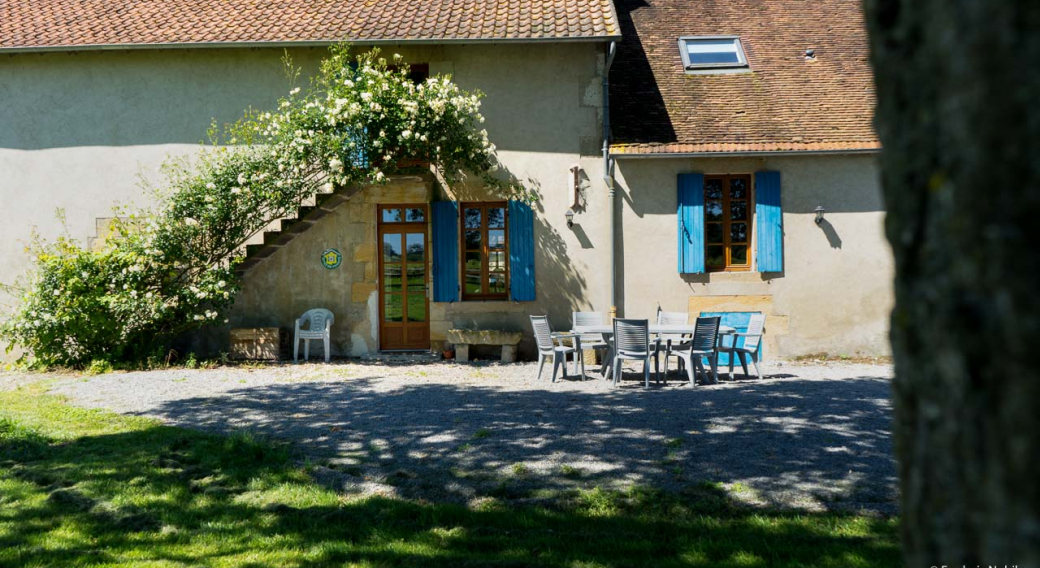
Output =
[
  {"x1": 650, "y1": 311, "x2": 690, "y2": 380},
  {"x1": 294, "y1": 308, "x2": 334, "y2": 363},
  {"x1": 531, "y1": 315, "x2": 577, "y2": 383},
  {"x1": 572, "y1": 311, "x2": 612, "y2": 376},
  {"x1": 720, "y1": 313, "x2": 765, "y2": 378},
  {"x1": 612, "y1": 318, "x2": 654, "y2": 387}
]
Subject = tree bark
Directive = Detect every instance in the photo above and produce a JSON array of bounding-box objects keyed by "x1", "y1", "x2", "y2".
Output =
[{"x1": 863, "y1": 1, "x2": 1040, "y2": 566}]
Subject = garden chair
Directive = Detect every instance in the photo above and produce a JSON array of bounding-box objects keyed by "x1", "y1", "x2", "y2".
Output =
[
  {"x1": 665, "y1": 316, "x2": 720, "y2": 386},
  {"x1": 612, "y1": 319, "x2": 654, "y2": 387},
  {"x1": 649, "y1": 310, "x2": 690, "y2": 383},
  {"x1": 572, "y1": 311, "x2": 612, "y2": 376},
  {"x1": 531, "y1": 315, "x2": 578, "y2": 383},
  {"x1": 719, "y1": 313, "x2": 765, "y2": 379},
  {"x1": 294, "y1": 308, "x2": 334, "y2": 363}
]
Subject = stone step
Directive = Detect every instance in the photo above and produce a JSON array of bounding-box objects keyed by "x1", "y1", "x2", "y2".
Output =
[{"x1": 235, "y1": 176, "x2": 423, "y2": 273}]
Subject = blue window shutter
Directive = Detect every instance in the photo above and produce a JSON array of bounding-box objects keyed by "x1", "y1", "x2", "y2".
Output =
[
  {"x1": 677, "y1": 173, "x2": 705, "y2": 274},
  {"x1": 755, "y1": 171, "x2": 783, "y2": 272},
  {"x1": 431, "y1": 201, "x2": 459, "y2": 302},
  {"x1": 508, "y1": 200, "x2": 536, "y2": 301}
]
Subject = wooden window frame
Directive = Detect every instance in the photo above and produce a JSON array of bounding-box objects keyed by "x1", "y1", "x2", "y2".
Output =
[
  {"x1": 460, "y1": 201, "x2": 509, "y2": 301},
  {"x1": 704, "y1": 174, "x2": 754, "y2": 272}
]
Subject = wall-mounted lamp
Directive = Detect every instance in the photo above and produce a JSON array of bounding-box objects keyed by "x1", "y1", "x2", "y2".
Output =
[
  {"x1": 814, "y1": 205, "x2": 826, "y2": 225},
  {"x1": 565, "y1": 207, "x2": 575, "y2": 228}
]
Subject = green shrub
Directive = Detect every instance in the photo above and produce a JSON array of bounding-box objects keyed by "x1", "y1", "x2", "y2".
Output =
[{"x1": 85, "y1": 359, "x2": 113, "y2": 375}]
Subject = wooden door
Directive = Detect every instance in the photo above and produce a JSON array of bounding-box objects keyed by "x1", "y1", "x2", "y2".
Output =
[{"x1": 378, "y1": 205, "x2": 430, "y2": 350}]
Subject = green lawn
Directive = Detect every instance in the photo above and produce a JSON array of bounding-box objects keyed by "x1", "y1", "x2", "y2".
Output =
[{"x1": 0, "y1": 383, "x2": 900, "y2": 567}]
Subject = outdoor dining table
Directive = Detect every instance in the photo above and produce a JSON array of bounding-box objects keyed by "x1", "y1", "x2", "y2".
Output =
[{"x1": 565, "y1": 324, "x2": 737, "y2": 381}]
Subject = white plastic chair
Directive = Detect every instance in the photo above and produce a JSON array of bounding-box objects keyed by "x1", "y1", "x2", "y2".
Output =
[
  {"x1": 665, "y1": 316, "x2": 720, "y2": 386},
  {"x1": 531, "y1": 315, "x2": 577, "y2": 382},
  {"x1": 612, "y1": 318, "x2": 654, "y2": 387},
  {"x1": 649, "y1": 310, "x2": 689, "y2": 381},
  {"x1": 719, "y1": 313, "x2": 765, "y2": 378},
  {"x1": 294, "y1": 308, "x2": 334, "y2": 363},
  {"x1": 572, "y1": 311, "x2": 611, "y2": 376}
]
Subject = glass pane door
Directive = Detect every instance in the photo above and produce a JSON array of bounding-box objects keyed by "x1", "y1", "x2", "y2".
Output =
[{"x1": 378, "y1": 205, "x2": 429, "y2": 350}]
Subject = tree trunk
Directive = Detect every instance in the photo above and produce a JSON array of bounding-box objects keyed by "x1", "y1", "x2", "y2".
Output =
[{"x1": 863, "y1": 1, "x2": 1040, "y2": 565}]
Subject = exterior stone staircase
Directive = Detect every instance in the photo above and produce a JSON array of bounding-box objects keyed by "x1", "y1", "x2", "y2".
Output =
[
  {"x1": 86, "y1": 167, "x2": 434, "y2": 277},
  {"x1": 85, "y1": 189, "x2": 362, "y2": 273},
  {"x1": 236, "y1": 166, "x2": 435, "y2": 274},
  {"x1": 235, "y1": 185, "x2": 362, "y2": 274}
]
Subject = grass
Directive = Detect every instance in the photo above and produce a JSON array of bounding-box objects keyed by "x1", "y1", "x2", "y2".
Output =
[{"x1": 0, "y1": 383, "x2": 901, "y2": 567}]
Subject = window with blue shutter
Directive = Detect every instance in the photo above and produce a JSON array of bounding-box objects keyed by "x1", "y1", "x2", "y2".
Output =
[
  {"x1": 677, "y1": 173, "x2": 706, "y2": 273},
  {"x1": 755, "y1": 171, "x2": 783, "y2": 272},
  {"x1": 508, "y1": 200, "x2": 536, "y2": 301},
  {"x1": 431, "y1": 201, "x2": 459, "y2": 302}
]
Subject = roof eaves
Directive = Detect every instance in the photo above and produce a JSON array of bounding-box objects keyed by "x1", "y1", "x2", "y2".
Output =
[
  {"x1": 610, "y1": 146, "x2": 882, "y2": 158},
  {"x1": 0, "y1": 34, "x2": 624, "y2": 54}
]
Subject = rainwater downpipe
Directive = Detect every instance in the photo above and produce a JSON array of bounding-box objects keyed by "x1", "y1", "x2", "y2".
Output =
[{"x1": 602, "y1": 40, "x2": 618, "y2": 320}]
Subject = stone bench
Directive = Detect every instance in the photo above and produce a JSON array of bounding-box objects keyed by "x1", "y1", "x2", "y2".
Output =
[{"x1": 446, "y1": 329, "x2": 523, "y2": 363}]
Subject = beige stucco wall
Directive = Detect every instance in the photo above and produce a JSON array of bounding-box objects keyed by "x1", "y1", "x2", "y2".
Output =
[
  {"x1": 0, "y1": 43, "x2": 613, "y2": 359},
  {"x1": 613, "y1": 154, "x2": 893, "y2": 357}
]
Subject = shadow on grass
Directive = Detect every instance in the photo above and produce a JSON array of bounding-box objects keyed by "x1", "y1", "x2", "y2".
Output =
[{"x1": 0, "y1": 391, "x2": 900, "y2": 567}]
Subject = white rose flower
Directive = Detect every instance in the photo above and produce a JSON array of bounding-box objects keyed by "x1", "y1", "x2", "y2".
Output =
[
  {"x1": 329, "y1": 158, "x2": 344, "y2": 172},
  {"x1": 231, "y1": 187, "x2": 241, "y2": 194},
  {"x1": 237, "y1": 172, "x2": 248, "y2": 185},
  {"x1": 401, "y1": 130, "x2": 412, "y2": 139},
  {"x1": 322, "y1": 181, "x2": 335, "y2": 193},
  {"x1": 360, "y1": 92, "x2": 372, "y2": 101},
  {"x1": 185, "y1": 218, "x2": 199, "y2": 227},
  {"x1": 290, "y1": 87, "x2": 301, "y2": 95},
  {"x1": 206, "y1": 183, "x2": 216, "y2": 190}
]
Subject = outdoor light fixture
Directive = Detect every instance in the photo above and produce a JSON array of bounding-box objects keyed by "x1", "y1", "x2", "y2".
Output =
[
  {"x1": 814, "y1": 205, "x2": 826, "y2": 224},
  {"x1": 566, "y1": 164, "x2": 581, "y2": 229}
]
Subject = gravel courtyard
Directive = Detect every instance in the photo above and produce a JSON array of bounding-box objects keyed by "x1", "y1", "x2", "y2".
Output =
[{"x1": 30, "y1": 359, "x2": 896, "y2": 513}]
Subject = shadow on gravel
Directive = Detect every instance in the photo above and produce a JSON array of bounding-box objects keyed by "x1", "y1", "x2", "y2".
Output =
[{"x1": 139, "y1": 370, "x2": 896, "y2": 513}]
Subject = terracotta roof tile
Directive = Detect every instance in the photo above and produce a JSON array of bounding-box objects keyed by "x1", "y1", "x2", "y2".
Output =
[
  {"x1": 609, "y1": 0, "x2": 879, "y2": 154},
  {"x1": 1, "y1": 0, "x2": 619, "y2": 51}
]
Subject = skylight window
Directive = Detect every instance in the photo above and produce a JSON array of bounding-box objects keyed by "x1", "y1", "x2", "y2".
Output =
[{"x1": 679, "y1": 36, "x2": 749, "y2": 72}]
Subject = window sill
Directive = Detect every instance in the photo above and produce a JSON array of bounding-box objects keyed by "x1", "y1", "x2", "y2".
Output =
[
  {"x1": 707, "y1": 267, "x2": 753, "y2": 273},
  {"x1": 685, "y1": 271, "x2": 781, "y2": 284}
]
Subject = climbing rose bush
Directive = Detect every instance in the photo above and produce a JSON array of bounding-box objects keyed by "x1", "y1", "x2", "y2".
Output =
[{"x1": 1, "y1": 46, "x2": 508, "y2": 366}]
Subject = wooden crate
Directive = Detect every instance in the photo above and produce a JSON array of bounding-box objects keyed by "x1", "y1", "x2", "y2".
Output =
[{"x1": 230, "y1": 327, "x2": 285, "y2": 360}]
